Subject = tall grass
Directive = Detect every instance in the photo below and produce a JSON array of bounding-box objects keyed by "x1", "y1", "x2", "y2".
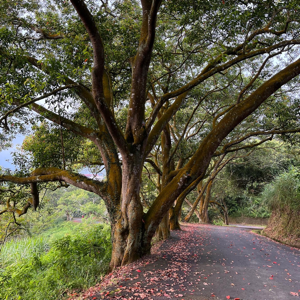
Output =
[
  {"x1": 262, "y1": 167, "x2": 300, "y2": 211},
  {"x1": 0, "y1": 222, "x2": 111, "y2": 300},
  {"x1": 0, "y1": 236, "x2": 50, "y2": 266}
]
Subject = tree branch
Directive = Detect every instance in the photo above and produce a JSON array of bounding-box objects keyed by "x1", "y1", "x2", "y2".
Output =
[
  {"x1": 145, "y1": 158, "x2": 162, "y2": 176},
  {"x1": 26, "y1": 101, "x2": 98, "y2": 140},
  {"x1": 216, "y1": 136, "x2": 273, "y2": 156},
  {"x1": 0, "y1": 168, "x2": 105, "y2": 192},
  {"x1": 26, "y1": 27, "x2": 65, "y2": 40},
  {"x1": 156, "y1": 39, "x2": 300, "y2": 110},
  {"x1": 70, "y1": 0, "x2": 128, "y2": 154},
  {"x1": 0, "y1": 84, "x2": 79, "y2": 130},
  {"x1": 219, "y1": 127, "x2": 300, "y2": 154},
  {"x1": 124, "y1": 0, "x2": 162, "y2": 144},
  {"x1": 146, "y1": 92, "x2": 188, "y2": 157}
]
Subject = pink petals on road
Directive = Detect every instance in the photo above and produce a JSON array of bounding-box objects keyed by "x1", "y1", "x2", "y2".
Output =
[{"x1": 68, "y1": 224, "x2": 300, "y2": 300}]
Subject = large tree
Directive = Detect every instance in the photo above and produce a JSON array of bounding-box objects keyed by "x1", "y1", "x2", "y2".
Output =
[{"x1": 1, "y1": 0, "x2": 300, "y2": 269}]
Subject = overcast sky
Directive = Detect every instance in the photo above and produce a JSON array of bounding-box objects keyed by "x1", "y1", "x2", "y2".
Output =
[{"x1": 0, "y1": 134, "x2": 25, "y2": 170}]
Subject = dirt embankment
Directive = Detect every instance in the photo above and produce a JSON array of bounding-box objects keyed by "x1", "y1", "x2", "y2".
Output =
[{"x1": 263, "y1": 207, "x2": 300, "y2": 249}]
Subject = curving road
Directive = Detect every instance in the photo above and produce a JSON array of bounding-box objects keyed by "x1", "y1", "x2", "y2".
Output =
[{"x1": 76, "y1": 224, "x2": 300, "y2": 300}]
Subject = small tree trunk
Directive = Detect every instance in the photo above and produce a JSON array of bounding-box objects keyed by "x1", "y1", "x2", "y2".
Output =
[
  {"x1": 178, "y1": 206, "x2": 182, "y2": 221},
  {"x1": 222, "y1": 198, "x2": 229, "y2": 225},
  {"x1": 185, "y1": 182, "x2": 206, "y2": 222},
  {"x1": 199, "y1": 180, "x2": 213, "y2": 223},
  {"x1": 185, "y1": 198, "x2": 201, "y2": 222},
  {"x1": 199, "y1": 194, "x2": 204, "y2": 222}
]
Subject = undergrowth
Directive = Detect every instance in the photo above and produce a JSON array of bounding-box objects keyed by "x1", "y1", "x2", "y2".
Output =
[
  {"x1": 262, "y1": 167, "x2": 300, "y2": 211},
  {"x1": 0, "y1": 221, "x2": 111, "y2": 300},
  {"x1": 227, "y1": 195, "x2": 271, "y2": 219}
]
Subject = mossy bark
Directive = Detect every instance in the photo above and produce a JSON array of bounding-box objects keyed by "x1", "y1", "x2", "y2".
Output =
[
  {"x1": 199, "y1": 180, "x2": 213, "y2": 223},
  {"x1": 169, "y1": 207, "x2": 181, "y2": 230},
  {"x1": 156, "y1": 213, "x2": 170, "y2": 240},
  {"x1": 109, "y1": 154, "x2": 146, "y2": 269}
]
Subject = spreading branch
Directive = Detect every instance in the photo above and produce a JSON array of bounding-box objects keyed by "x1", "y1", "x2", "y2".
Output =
[
  {"x1": 218, "y1": 127, "x2": 300, "y2": 154},
  {"x1": 145, "y1": 58, "x2": 300, "y2": 235},
  {"x1": 0, "y1": 84, "x2": 79, "y2": 130},
  {"x1": 0, "y1": 167, "x2": 107, "y2": 200},
  {"x1": 71, "y1": 0, "x2": 128, "y2": 154},
  {"x1": 156, "y1": 39, "x2": 300, "y2": 112}
]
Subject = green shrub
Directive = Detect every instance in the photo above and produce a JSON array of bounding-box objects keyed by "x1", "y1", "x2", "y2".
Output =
[
  {"x1": 212, "y1": 219, "x2": 224, "y2": 226},
  {"x1": 262, "y1": 167, "x2": 300, "y2": 211},
  {"x1": 0, "y1": 222, "x2": 111, "y2": 300},
  {"x1": 227, "y1": 195, "x2": 271, "y2": 218}
]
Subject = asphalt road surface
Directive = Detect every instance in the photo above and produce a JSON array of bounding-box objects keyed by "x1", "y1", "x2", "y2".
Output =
[{"x1": 76, "y1": 223, "x2": 300, "y2": 300}]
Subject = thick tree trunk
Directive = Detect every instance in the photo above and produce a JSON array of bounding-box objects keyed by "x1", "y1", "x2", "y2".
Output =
[
  {"x1": 170, "y1": 178, "x2": 202, "y2": 229},
  {"x1": 155, "y1": 125, "x2": 172, "y2": 239},
  {"x1": 169, "y1": 206, "x2": 181, "y2": 230},
  {"x1": 110, "y1": 204, "x2": 147, "y2": 270},
  {"x1": 109, "y1": 155, "x2": 147, "y2": 269}
]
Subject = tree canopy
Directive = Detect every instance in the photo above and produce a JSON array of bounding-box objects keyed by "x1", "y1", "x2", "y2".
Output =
[{"x1": 1, "y1": 0, "x2": 300, "y2": 268}]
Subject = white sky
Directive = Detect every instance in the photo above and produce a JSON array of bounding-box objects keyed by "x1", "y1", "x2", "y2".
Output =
[{"x1": 0, "y1": 134, "x2": 24, "y2": 170}]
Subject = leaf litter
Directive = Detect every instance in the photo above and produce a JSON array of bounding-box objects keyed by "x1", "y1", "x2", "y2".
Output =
[{"x1": 68, "y1": 223, "x2": 300, "y2": 300}]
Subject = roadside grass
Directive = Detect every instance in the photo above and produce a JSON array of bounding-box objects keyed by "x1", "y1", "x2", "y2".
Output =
[
  {"x1": 261, "y1": 168, "x2": 300, "y2": 249},
  {"x1": 0, "y1": 221, "x2": 111, "y2": 300}
]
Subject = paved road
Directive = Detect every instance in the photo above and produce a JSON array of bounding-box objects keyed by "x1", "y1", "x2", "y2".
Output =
[{"x1": 77, "y1": 224, "x2": 300, "y2": 300}]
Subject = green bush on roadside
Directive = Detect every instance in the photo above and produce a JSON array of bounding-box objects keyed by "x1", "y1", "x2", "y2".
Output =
[
  {"x1": 228, "y1": 196, "x2": 271, "y2": 218},
  {"x1": 0, "y1": 222, "x2": 111, "y2": 300},
  {"x1": 262, "y1": 167, "x2": 300, "y2": 211}
]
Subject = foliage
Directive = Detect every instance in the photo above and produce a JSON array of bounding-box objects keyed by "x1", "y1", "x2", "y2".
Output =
[
  {"x1": 262, "y1": 167, "x2": 300, "y2": 211},
  {"x1": 210, "y1": 143, "x2": 300, "y2": 219},
  {"x1": 225, "y1": 142, "x2": 295, "y2": 194},
  {"x1": 212, "y1": 219, "x2": 224, "y2": 226},
  {"x1": 262, "y1": 168, "x2": 300, "y2": 247},
  {"x1": 0, "y1": 222, "x2": 111, "y2": 300},
  {"x1": 53, "y1": 185, "x2": 108, "y2": 220},
  {"x1": 21, "y1": 122, "x2": 83, "y2": 170},
  {"x1": 0, "y1": 185, "x2": 108, "y2": 245},
  {"x1": 225, "y1": 195, "x2": 271, "y2": 219}
]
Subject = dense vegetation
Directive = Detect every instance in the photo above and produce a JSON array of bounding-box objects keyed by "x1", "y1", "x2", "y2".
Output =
[
  {"x1": 0, "y1": 185, "x2": 111, "y2": 299},
  {"x1": 0, "y1": 219, "x2": 111, "y2": 300},
  {"x1": 177, "y1": 141, "x2": 300, "y2": 224},
  {"x1": 262, "y1": 167, "x2": 300, "y2": 247}
]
